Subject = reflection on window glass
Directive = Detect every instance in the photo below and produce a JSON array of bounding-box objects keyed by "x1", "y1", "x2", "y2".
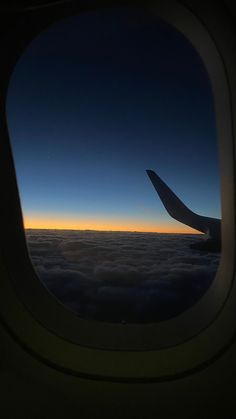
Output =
[{"x1": 7, "y1": 8, "x2": 221, "y2": 323}]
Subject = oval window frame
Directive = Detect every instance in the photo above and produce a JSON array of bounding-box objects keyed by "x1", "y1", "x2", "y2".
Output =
[{"x1": 0, "y1": 0, "x2": 235, "y2": 381}]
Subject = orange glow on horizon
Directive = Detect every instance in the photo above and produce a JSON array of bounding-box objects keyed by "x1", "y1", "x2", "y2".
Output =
[{"x1": 23, "y1": 215, "x2": 201, "y2": 234}]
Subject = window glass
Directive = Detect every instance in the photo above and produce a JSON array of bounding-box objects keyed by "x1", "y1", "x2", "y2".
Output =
[{"x1": 7, "y1": 8, "x2": 221, "y2": 323}]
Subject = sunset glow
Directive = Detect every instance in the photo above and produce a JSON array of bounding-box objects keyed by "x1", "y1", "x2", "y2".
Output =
[{"x1": 23, "y1": 214, "x2": 200, "y2": 234}]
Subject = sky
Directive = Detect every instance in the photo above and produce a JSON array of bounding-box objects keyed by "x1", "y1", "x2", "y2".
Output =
[{"x1": 6, "y1": 7, "x2": 221, "y2": 233}]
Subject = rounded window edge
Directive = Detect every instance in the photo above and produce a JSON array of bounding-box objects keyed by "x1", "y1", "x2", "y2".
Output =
[{"x1": 0, "y1": 0, "x2": 235, "y2": 380}]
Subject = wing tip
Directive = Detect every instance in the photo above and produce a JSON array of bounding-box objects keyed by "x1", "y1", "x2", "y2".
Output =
[{"x1": 146, "y1": 169, "x2": 155, "y2": 177}]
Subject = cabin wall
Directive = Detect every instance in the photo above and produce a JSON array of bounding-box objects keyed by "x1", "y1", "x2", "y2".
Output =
[{"x1": 0, "y1": 1, "x2": 236, "y2": 418}]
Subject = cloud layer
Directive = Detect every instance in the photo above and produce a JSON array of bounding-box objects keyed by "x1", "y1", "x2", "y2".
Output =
[{"x1": 25, "y1": 229, "x2": 220, "y2": 323}]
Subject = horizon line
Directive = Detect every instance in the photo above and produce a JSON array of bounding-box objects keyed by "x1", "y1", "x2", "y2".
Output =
[{"x1": 24, "y1": 227, "x2": 202, "y2": 235}]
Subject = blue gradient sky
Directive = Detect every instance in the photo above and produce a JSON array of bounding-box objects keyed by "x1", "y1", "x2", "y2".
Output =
[{"x1": 6, "y1": 7, "x2": 220, "y2": 232}]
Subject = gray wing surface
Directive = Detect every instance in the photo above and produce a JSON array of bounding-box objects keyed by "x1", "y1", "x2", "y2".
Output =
[{"x1": 146, "y1": 170, "x2": 221, "y2": 241}]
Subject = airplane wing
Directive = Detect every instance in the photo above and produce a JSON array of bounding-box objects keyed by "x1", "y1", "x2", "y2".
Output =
[{"x1": 146, "y1": 169, "x2": 221, "y2": 241}]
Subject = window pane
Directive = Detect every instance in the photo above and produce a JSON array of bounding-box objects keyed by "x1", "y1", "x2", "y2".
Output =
[{"x1": 7, "y1": 8, "x2": 221, "y2": 323}]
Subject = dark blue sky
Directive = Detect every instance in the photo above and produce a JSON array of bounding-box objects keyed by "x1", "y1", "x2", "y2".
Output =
[{"x1": 6, "y1": 7, "x2": 220, "y2": 232}]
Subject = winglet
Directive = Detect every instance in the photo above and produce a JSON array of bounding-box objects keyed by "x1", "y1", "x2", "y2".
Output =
[{"x1": 146, "y1": 169, "x2": 221, "y2": 241}]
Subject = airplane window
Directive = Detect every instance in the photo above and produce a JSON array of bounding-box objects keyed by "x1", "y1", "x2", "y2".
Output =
[{"x1": 6, "y1": 8, "x2": 221, "y2": 323}]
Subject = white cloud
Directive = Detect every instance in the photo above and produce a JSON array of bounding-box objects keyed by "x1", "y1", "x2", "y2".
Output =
[{"x1": 25, "y1": 229, "x2": 220, "y2": 323}]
